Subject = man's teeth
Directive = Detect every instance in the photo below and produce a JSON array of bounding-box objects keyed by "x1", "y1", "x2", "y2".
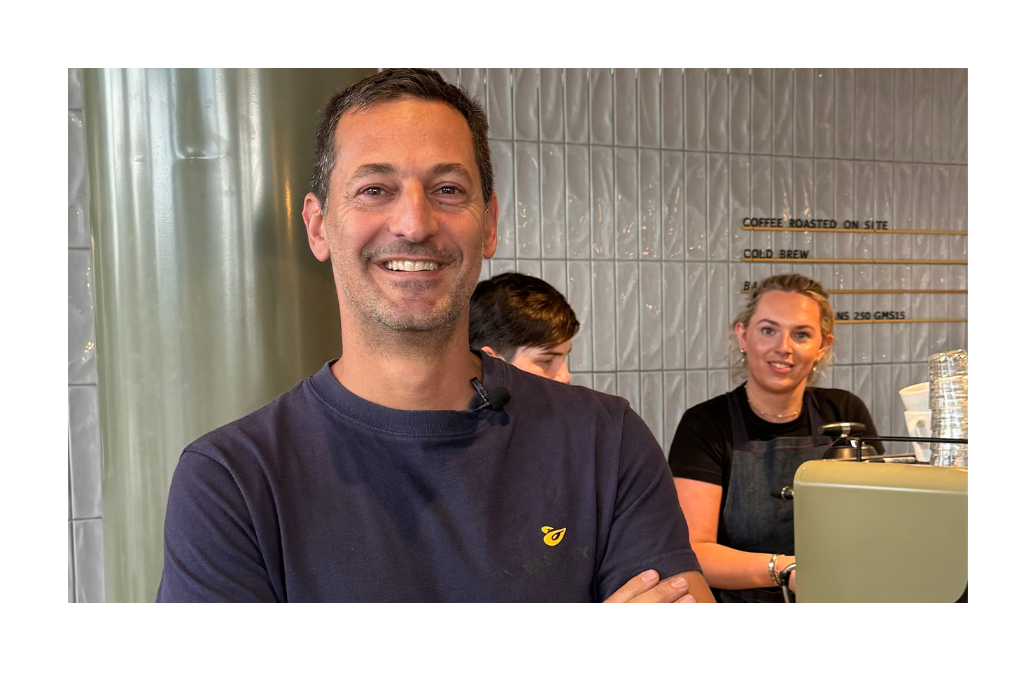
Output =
[{"x1": 384, "y1": 260, "x2": 440, "y2": 272}]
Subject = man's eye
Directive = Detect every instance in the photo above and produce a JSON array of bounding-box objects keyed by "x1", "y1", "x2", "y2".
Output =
[
  {"x1": 437, "y1": 186, "x2": 460, "y2": 195},
  {"x1": 362, "y1": 187, "x2": 383, "y2": 196}
]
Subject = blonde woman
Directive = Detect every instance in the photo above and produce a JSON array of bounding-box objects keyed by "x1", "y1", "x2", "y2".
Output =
[{"x1": 667, "y1": 274, "x2": 881, "y2": 602}]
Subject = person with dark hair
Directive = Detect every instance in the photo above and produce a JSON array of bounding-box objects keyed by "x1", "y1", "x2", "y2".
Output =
[
  {"x1": 157, "y1": 68, "x2": 711, "y2": 603},
  {"x1": 667, "y1": 273, "x2": 880, "y2": 602},
  {"x1": 469, "y1": 272, "x2": 578, "y2": 384}
]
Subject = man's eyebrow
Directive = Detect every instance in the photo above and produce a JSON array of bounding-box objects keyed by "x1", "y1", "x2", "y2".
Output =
[
  {"x1": 430, "y1": 163, "x2": 475, "y2": 184},
  {"x1": 349, "y1": 163, "x2": 396, "y2": 180}
]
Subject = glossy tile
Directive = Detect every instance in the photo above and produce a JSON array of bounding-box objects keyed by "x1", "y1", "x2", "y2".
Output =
[
  {"x1": 854, "y1": 68, "x2": 875, "y2": 160},
  {"x1": 515, "y1": 141, "x2": 541, "y2": 259},
  {"x1": 73, "y1": 519, "x2": 105, "y2": 603},
  {"x1": 460, "y1": 68, "x2": 487, "y2": 107},
  {"x1": 893, "y1": 69, "x2": 913, "y2": 162},
  {"x1": 835, "y1": 69, "x2": 855, "y2": 159},
  {"x1": 686, "y1": 370, "x2": 709, "y2": 411},
  {"x1": 640, "y1": 262, "x2": 663, "y2": 370},
  {"x1": 540, "y1": 143, "x2": 565, "y2": 259},
  {"x1": 685, "y1": 69, "x2": 706, "y2": 151},
  {"x1": 69, "y1": 200, "x2": 90, "y2": 249},
  {"x1": 564, "y1": 68, "x2": 589, "y2": 144},
  {"x1": 516, "y1": 259, "x2": 542, "y2": 278},
  {"x1": 730, "y1": 155, "x2": 751, "y2": 260},
  {"x1": 570, "y1": 373, "x2": 594, "y2": 390},
  {"x1": 931, "y1": 68, "x2": 952, "y2": 164},
  {"x1": 68, "y1": 521, "x2": 75, "y2": 602},
  {"x1": 708, "y1": 369, "x2": 731, "y2": 399},
  {"x1": 772, "y1": 68, "x2": 793, "y2": 156},
  {"x1": 910, "y1": 265, "x2": 931, "y2": 362},
  {"x1": 590, "y1": 146, "x2": 615, "y2": 259},
  {"x1": 590, "y1": 68, "x2": 614, "y2": 145},
  {"x1": 594, "y1": 372, "x2": 617, "y2": 396},
  {"x1": 616, "y1": 261, "x2": 640, "y2": 371},
  {"x1": 912, "y1": 69, "x2": 933, "y2": 162},
  {"x1": 490, "y1": 259, "x2": 517, "y2": 276},
  {"x1": 686, "y1": 263, "x2": 708, "y2": 369},
  {"x1": 685, "y1": 152, "x2": 707, "y2": 260},
  {"x1": 489, "y1": 140, "x2": 516, "y2": 259},
  {"x1": 662, "y1": 262, "x2": 686, "y2": 370},
  {"x1": 540, "y1": 68, "x2": 564, "y2": 143},
  {"x1": 853, "y1": 364, "x2": 874, "y2": 428},
  {"x1": 639, "y1": 149, "x2": 662, "y2": 259},
  {"x1": 707, "y1": 69, "x2": 729, "y2": 152},
  {"x1": 615, "y1": 147, "x2": 639, "y2": 259},
  {"x1": 68, "y1": 249, "x2": 97, "y2": 384},
  {"x1": 834, "y1": 161, "x2": 855, "y2": 260},
  {"x1": 707, "y1": 263, "x2": 730, "y2": 368},
  {"x1": 566, "y1": 144, "x2": 591, "y2": 259},
  {"x1": 487, "y1": 68, "x2": 513, "y2": 140},
  {"x1": 542, "y1": 260, "x2": 568, "y2": 298},
  {"x1": 872, "y1": 363, "x2": 892, "y2": 439},
  {"x1": 513, "y1": 69, "x2": 539, "y2": 142},
  {"x1": 638, "y1": 68, "x2": 660, "y2": 149},
  {"x1": 661, "y1": 68, "x2": 684, "y2": 150},
  {"x1": 567, "y1": 261, "x2": 593, "y2": 373},
  {"x1": 69, "y1": 111, "x2": 87, "y2": 206},
  {"x1": 751, "y1": 68, "x2": 772, "y2": 155},
  {"x1": 814, "y1": 160, "x2": 835, "y2": 258},
  {"x1": 874, "y1": 69, "x2": 895, "y2": 161},
  {"x1": 69, "y1": 386, "x2": 103, "y2": 520},
  {"x1": 69, "y1": 68, "x2": 83, "y2": 109},
  {"x1": 615, "y1": 68, "x2": 638, "y2": 147},
  {"x1": 707, "y1": 154, "x2": 730, "y2": 261},
  {"x1": 814, "y1": 68, "x2": 834, "y2": 158},
  {"x1": 951, "y1": 69, "x2": 968, "y2": 163},
  {"x1": 662, "y1": 151, "x2": 684, "y2": 261},
  {"x1": 729, "y1": 68, "x2": 751, "y2": 154},
  {"x1": 794, "y1": 68, "x2": 814, "y2": 157},
  {"x1": 875, "y1": 163, "x2": 894, "y2": 259},
  {"x1": 592, "y1": 261, "x2": 617, "y2": 372},
  {"x1": 772, "y1": 157, "x2": 793, "y2": 256}
]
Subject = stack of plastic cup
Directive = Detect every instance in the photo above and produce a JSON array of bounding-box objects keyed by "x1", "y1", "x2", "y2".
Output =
[{"x1": 928, "y1": 350, "x2": 968, "y2": 467}]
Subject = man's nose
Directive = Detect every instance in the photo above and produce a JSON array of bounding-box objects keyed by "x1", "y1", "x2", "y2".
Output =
[
  {"x1": 389, "y1": 184, "x2": 438, "y2": 241},
  {"x1": 555, "y1": 360, "x2": 571, "y2": 384}
]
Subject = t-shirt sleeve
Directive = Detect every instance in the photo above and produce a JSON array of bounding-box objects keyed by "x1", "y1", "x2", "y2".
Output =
[
  {"x1": 595, "y1": 405, "x2": 702, "y2": 602},
  {"x1": 666, "y1": 406, "x2": 725, "y2": 486},
  {"x1": 156, "y1": 450, "x2": 279, "y2": 602}
]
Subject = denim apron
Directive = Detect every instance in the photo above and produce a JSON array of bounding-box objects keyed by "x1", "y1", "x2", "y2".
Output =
[{"x1": 714, "y1": 389, "x2": 832, "y2": 603}]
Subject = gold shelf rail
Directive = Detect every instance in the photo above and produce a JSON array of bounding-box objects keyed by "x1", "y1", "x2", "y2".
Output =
[
  {"x1": 742, "y1": 226, "x2": 967, "y2": 236},
  {"x1": 834, "y1": 318, "x2": 967, "y2": 325},
  {"x1": 741, "y1": 258, "x2": 968, "y2": 265}
]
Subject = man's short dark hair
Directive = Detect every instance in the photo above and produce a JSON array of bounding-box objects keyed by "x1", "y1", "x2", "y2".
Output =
[
  {"x1": 469, "y1": 273, "x2": 580, "y2": 362},
  {"x1": 310, "y1": 68, "x2": 494, "y2": 210}
]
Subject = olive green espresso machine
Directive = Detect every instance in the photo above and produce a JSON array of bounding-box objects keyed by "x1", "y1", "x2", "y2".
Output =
[{"x1": 791, "y1": 425, "x2": 968, "y2": 603}]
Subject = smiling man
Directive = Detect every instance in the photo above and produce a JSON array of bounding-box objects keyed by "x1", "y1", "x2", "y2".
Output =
[{"x1": 156, "y1": 69, "x2": 711, "y2": 603}]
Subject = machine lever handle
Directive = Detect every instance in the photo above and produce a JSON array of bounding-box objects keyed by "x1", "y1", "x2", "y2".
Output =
[{"x1": 769, "y1": 486, "x2": 795, "y2": 501}]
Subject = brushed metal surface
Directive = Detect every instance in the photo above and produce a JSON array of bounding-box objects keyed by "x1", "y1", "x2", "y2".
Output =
[{"x1": 83, "y1": 68, "x2": 376, "y2": 602}]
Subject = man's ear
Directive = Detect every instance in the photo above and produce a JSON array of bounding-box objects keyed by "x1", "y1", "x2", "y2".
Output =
[
  {"x1": 481, "y1": 192, "x2": 499, "y2": 259},
  {"x1": 481, "y1": 346, "x2": 501, "y2": 359},
  {"x1": 302, "y1": 193, "x2": 330, "y2": 262}
]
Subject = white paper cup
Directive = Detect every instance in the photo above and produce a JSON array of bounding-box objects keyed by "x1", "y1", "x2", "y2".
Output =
[
  {"x1": 904, "y1": 410, "x2": 932, "y2": 462},
  {"x1": 899, "y1": 382, "x2": 930, "y2": 413}
]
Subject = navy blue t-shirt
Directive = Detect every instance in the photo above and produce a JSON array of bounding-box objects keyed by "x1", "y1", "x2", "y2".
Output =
[{"x1": 157, "y1": 352, "x2": 700, "y2": 602}]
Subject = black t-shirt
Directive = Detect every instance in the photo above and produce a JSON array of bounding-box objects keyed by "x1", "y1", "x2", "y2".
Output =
[
  {"x1": 667, "y1": 383, "x2": 882, "y2": 503},
  {"x1": 157, "y1": 352, "x2": 700, "y2": 602}
]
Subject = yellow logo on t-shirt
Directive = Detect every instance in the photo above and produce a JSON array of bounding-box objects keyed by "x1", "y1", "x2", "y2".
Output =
[{"x1": 541, "y1": 526, "x2": 566, "y2": 547}]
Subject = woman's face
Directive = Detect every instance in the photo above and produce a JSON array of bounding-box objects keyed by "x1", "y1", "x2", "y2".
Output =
[{"x1": 734, "y1": 290, "x2": 833, "y2": 394}]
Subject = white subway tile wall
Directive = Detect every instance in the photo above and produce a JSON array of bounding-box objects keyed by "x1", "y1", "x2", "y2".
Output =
[
  {"x1": 453, "y1": 68, "x2": 967, "y2": 453},
  {"x1": 68, "y1": 68, "x2": 105, "y2": 602}
]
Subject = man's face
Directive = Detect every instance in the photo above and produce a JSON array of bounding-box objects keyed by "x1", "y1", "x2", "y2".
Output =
[
  {"x1": 509, "y1": 340, "x2": 573, "y2": 384},
  {"x1": 304, "y1": 98, "x2": 497, "y2": 336}
]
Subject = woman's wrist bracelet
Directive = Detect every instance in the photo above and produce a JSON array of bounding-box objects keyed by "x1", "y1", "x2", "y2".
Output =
[{"x1": 768, "y1": 553, "x2": 783, "y2": 586}]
